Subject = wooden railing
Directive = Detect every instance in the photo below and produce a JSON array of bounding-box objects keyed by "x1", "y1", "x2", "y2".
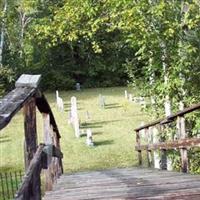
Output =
[
  {"x1": 0, "y1": 74, "x2": 63, "y2": 200},
  {"x1": 134, "y1": 102, "x2": 200, "y2": 173},
  {"x1": 15, "y1": 144, "x2": 63, "y2": 200}
]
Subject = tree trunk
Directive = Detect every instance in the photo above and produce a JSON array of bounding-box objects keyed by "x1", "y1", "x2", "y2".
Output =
[{"x1": 0, "y1": 0, "x2": 7, "y2": 67}]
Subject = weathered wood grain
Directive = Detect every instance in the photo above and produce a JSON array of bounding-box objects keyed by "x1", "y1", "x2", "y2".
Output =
[
  {"x1": 135, "y1": 138, "x2": 200, "y2": 151},
  {"x1": 0, "y1": 87, "x2": 36, "y2": 130},
  {"x1": 24, "y1": 98, "x2": 37, "y2": 170},
  {"x1": 15, "y1": 74, "x2": 41, "y2": 88},
  {"x1": 43, "y1": 168, "x2": 200, "y2": 200}
]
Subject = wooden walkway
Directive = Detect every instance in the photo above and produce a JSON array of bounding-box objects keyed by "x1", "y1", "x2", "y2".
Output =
[{"x1": 43, "y1": 167, "x2": 200, "y2": 200}]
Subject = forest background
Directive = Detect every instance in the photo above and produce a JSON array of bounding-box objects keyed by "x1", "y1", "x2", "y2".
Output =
[{"x1": 1, "y1": 1, "x2": 200, "y2": 170}]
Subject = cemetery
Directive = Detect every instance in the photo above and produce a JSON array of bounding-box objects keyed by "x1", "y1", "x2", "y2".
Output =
[{"x1": 2, "y1": 1, "x2": 200, "y2": 199}]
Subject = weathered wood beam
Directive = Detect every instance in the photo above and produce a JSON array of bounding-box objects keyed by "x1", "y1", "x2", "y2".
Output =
[
  {"x1": 134, "y1": 119, "x2": 163, "y2": 132},
  {"x1": 36, "y1": 95, "x2": 61, "y2": 139},
  {"x1": 136, "y1": 130, "x2": 142, "y2": 166},
  {"x1": 24, "y1": 98, "x2": 37, "y2": 170},
  {"x1": 135, "y1": 102, "x2": 200, "y2": 131},
  {"x1": 15, "y1": 74, "x2": 41, "y2": 88},
  {"x1": 135, "y1": 138, "x2": 200, "y2": 151},
  {"x1": 15, "y1": 144, "x2": 45, "y2": 200},
  {"x1": 161, "y1": 102, "x2": 200, "y2": 124},
  {"x1": 0, "y1": 87, "x2": 36, "y2": 130}
]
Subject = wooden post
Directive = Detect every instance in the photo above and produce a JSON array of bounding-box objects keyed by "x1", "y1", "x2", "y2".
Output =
[
  {"x1": 23, "y1": 97, "x2": 41, "y2": 200},
  {"x1": 177, "y1": 115, "x2": 188, "y2": 173},
  {"x1": 160, "y1": 125, "x2": 167, "y2": 170},
  {"x1": 24, "y1": 98, "x2": 37, "y2": 170},
  {"x1": 43, "y1": 113, "x2": 54, "y2": 191},
  {"x1": 136, "y1": 130, "x2": 142, "y2": 166},
  {"x1": 146, "y1": 128, "x2": 153, "y2": 167}
]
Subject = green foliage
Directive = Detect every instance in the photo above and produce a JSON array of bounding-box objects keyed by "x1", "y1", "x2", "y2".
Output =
[
  {"x1": 0, "y1": 66, "x2": 15, "y2": 96},
  {"x1": 1, "y1": 0, "x2": 200, "y2": 173}
]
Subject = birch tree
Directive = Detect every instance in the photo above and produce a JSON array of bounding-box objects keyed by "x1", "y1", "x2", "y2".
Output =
[{"x1": 0, "y1": 0, "x2": 7, "y2": 67}]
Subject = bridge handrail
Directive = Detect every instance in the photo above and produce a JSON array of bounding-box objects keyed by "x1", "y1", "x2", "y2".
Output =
[
  {"x1": 15, "y1": 144, "x2": 63, "y2": 200},
  {"x1": 0, "y1": 74, "x2": 63, "y2": 200},
  {"x1": 134, "y1": 102, "x2": 200, "y2": 173}
]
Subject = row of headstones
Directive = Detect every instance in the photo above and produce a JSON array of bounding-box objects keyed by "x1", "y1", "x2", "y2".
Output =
[
  {"x1": 56, "y1": 91, "x2": 93, "y2": 146},
  {"x1": 68, "y1": 96, "x2": 94, "y2": 146},
  {"x1": 124, "y1": 90, "x2": 146, "y2": 108}
]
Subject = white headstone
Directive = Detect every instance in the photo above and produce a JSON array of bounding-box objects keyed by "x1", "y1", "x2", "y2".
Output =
[
  {"x1": 139, "y1": 97, "x2": 146, "y2": 108},
  {"x1": 99, "y1": 94, "x2": 105, "y2": 108},
  {"x1": 70, "y1": 96, "x2": 80, "y2": 138},
  {"x1": 86, "y1": 129, "x2": 94, "y2": 146},
  {"x1": 57, "y1": 96, "x2": 64, "y2": 112},
  {"x1": 129, "y1": 94, "x2": 132, "y2": 102},
  {"x1": 76, "y1": 83, "x2": 81, "y2": 91},
  {"x1": 68, "y1": 111, "x2": 72, "y2": 124},
  {"x1": 125, "y1": 90, "x2": 128, "y2": 99}
]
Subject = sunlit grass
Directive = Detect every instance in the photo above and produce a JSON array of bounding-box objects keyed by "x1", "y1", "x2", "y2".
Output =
[{"x1": 0, "y1": 87, "x2": 148, "y2": 174}]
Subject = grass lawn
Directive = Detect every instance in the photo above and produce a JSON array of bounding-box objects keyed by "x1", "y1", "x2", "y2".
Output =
[{"x1": 0, "y1": 87, "x2": 149, "y2": 174}]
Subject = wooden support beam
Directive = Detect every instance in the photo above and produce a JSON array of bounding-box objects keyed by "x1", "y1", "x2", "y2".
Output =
[
  {"x1": 15, "y1": 74, "x2": 41, "y2": 88},
  {"x1": 136, "y1": 130, "x2": 142, "y2": 166},
  {"x1": 135, "y1": 138, "x2": 200, "y2": 151},
  {"x1": 177, "y1": 116, "x2": 189, "y2": 173},
  {"x1": 23, "y1": 98, "x2": 37, "y2": 170},
  {"x1": 15, "y1": 144, "x2": 45, "y2": 200},
  {"x1": 146, "y1": 128, "x2": 153, "y2": 167},
  {"x1": 43, "y1": 113, "x2": 54, "y2": 191}
]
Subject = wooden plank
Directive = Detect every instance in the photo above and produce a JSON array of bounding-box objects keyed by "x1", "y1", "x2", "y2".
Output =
[
  {"x1": 43, "y1": 167, "x2": 200, "y2": 200},
  {"x1": 0, "y1": 87, "x2": 36, "y2": 130},
  {"x1": 134, "y1": 118, "x2": 163, "y2": 131},
  {"x1": 43, "y1": 113, "x2": 54, "y2": 191},
  {"x1": 135, "y1": 102, "x2": 200, "y2": 131},
  {"x1": 177, "y1": 116, "x2": 189, "y2": 173},
  {"x1": 135, "y1": 138, "x2": 200, "y2": 151},
  {"x1": 136, "y1": 130, "x2": 142, "y2": 165},
  {"x1": 15, "y1": 74, "x2": 41, "y2": 88},
  {"x1": 15, "y1": 144, "x2": 45, "y2": 200},
  {"x1": 23, "y1": 98, "x2": 37, "y2": 169},
  {"x1": 36, "y1": 94, "x2": 61, "y2": 139},
  {"x1": 161, "y1": 102, "x2": 200, "y2": 124}
]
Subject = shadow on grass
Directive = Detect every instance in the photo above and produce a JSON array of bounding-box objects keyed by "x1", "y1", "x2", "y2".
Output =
[
  {"x1": 81, "y1": 119, "x2": 122, "y2": 128},
  {"x1": 0, "y1": 135, "x2": 11, "y2": 143},
  {"x1": 94, "y1": 140, "x2": 114, "y2": 146},
  {"x1": 80, "y1": 131, "x2": 103, "y2": 137},
  {"x1": 105, "y1": 103, "x2": 122, "y2": 109},
  {"x1": 65, "y1": 107, "x2": 83, "y2": 112},
  {"x1": 80, "y1": 124, "x2": 103, "y2": 129}
]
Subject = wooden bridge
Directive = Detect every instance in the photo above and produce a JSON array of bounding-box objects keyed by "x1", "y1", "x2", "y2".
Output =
[{"x1": 1, "y1": 74, "x2": 200, "y2": 199}]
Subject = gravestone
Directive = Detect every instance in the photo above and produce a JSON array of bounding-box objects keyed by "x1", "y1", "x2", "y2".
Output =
[
  {"x1": 55, "y1": 90, "x2": 64, "y2": 112},
  {"x1": 70, "y1": 96, "x2": 80, "y2": 138},
  {"x1": 125, "y1": 90, "x2": 128, "y2": 99},
  {"x1": 76, "y1": 83, "x2": 81, "y2": 91},
  {"x1": 129, "y1": 94, "x2": 132, "y2": 102},
  {"x1": 99, "y1": 94, "x2": 105, "y2": 108},
  {"x1": 58, "y1": 97, "x2": 64, "y2": 112},
  {"x1": 68, "y1": 111, "x2": 72, "y2": 124},
  {"x1": 139, "y1": 97, "x2": 146, "y2": 108},
  {"x1": 86, "y1": 129, "x2": 94, "y2": 146}
]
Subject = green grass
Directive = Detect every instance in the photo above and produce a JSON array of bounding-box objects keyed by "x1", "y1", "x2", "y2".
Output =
[{"x1": 0, "y1": 87, "x2": 149, "y2": 174}]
